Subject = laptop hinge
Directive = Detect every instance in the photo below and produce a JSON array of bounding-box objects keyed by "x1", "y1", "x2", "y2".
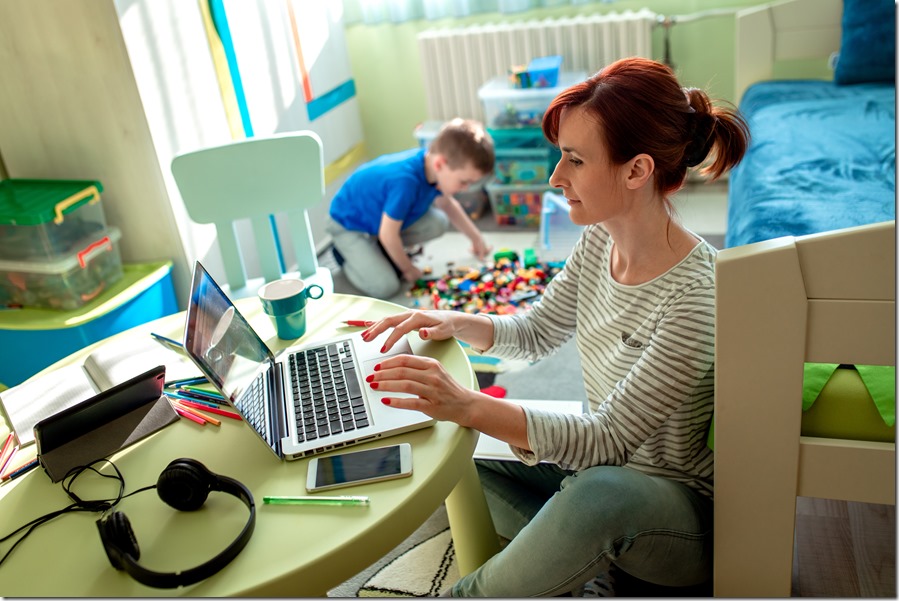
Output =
[{"x1": 268, "y1": 361, "x2": 287, "y2": 455}]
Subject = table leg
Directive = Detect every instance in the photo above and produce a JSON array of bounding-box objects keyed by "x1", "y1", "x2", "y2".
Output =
[{"x1": 445, "y1": 459, "x2": 501, "y2": 576}]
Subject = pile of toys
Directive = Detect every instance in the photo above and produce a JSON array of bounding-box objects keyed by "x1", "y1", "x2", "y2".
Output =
[{"x1": 408, "y1": 248, "x2": 565, "y2": 315}]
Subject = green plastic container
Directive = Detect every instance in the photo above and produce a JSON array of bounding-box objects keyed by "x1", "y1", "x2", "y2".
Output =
[{"x1": 0, "y1": 179, "x2": 108, "y2": 262}]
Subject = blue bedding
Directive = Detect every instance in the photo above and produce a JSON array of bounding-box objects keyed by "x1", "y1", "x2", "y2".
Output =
[{"x1": 726, "y1": 80, "x2": 895, "y2": 248}]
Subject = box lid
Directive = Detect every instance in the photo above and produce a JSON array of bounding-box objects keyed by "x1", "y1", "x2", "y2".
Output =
[
  {"x1": 478, "y1": 71, "x2": 587, "y2": 101},
  {"x1": 0, "y1": 179, "x2": 104, "y2": 226}
]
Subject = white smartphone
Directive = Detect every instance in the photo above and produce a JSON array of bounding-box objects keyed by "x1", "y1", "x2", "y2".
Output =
[{"x1": 305, "y1": 443, "x2": 413, "y2": 492}]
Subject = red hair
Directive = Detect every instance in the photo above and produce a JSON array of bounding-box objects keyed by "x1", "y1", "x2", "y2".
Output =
[{"x1": 542, "y1": 57, "x2": 750, "y2": 198}]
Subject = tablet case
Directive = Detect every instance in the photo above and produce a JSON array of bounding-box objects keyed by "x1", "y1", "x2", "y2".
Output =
[{"x1": 34, "y1": 365, "x2": 179, "y2": 482}]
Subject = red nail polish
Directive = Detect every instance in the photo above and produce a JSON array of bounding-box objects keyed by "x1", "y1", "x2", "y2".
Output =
[
  {"x1": 370, "y1": 382, "x2": 379, "y2": 389},
  {"x1": 374, "y1": 363, "x2": 381, "y2": 371},
  {"x1": 365, "y1": 374, "x2": 374, "y2": 383},
  {"x1": 380, "y1": 345, "x2": 386, "y2": 353},
  {"x1": 381, "y1": 398, "x2": 391, "y2": 405}
]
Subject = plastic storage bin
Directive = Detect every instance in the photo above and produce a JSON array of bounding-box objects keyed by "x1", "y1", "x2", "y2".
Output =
[
  {"x1": 495, "y1": 147, "x2": 552, "y2": 184},
  {"x1": 413, "y1": 120, "x2": 444, "y2": 148},
  {"x1": 0, "y1": 227, "x2": 123, "y2": 310},
  {"x1": 486, "y1": 179, "x2": 552, "y2": 228},
  {"x1": 478, "y1": 71, "x2": 587, "y2": 129},
  {"x1": 540, "y1": 192, "x2": 585, "y2": 260},
  {"x1": 0, "y1": 261, "x2": 177, "y2": 387},
  {"x1": 0, "y1": 179, "x2": 109, "y2": 261}
]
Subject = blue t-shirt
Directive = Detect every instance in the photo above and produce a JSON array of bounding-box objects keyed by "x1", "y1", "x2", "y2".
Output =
[{"x1": 329, "y1": 148, "x2": 441, "y2": 235}]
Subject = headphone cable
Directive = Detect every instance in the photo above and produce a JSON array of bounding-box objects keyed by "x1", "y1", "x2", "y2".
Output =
[{"x1": 0, "y1": 459, "x2": 153, "y2": 569}]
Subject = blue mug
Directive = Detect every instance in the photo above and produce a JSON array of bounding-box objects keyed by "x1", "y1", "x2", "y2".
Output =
[{"x1": 258, "y1": 279, "x2": 324, "y2": 340}]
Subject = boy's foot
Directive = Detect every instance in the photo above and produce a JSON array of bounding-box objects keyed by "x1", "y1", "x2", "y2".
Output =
[{"x1": 331, "y1": 246, "x2": 345, "y2": 267}]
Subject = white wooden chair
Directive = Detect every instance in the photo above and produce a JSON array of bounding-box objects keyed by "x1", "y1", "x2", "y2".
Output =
[
  {"x1": 713, "y1": 220, "x2": 896, "y2": 596},
  {"x1": 171, "y1": 131, "x2": 333, "y2": 299}
]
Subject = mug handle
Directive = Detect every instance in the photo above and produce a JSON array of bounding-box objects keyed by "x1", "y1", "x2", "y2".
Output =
[{"x1": 305, "y1": 284, "x2": 325, "y2": 300}]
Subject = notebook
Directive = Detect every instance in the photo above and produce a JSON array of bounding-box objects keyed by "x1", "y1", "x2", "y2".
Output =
[{"x1": 183, "y1": 261, "x2": 434, "y2": 460}]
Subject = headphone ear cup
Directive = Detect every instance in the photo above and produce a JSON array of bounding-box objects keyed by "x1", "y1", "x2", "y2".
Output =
[
  {"x1": 97, "y1": 511, "x2": 140, "y2": 569},
  {"x1": 157, "y1": 458, "x2": 216, "y2": 512}
]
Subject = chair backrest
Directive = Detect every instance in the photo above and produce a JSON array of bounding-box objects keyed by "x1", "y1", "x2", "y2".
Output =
[
  {"x1": 714, "y1": 220, "x2": 895, "y2": 595},
  {"x1": 171, "y1": 131, "x2": 325, "y2": 292}
]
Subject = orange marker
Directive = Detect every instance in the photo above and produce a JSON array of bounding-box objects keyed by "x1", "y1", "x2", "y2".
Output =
[
  {"x1": 175, "y1": 399, "x2": 242, "y2": 421},
  {"x1": 172, "y1": 401, "x2": 221, "y2": 426}
]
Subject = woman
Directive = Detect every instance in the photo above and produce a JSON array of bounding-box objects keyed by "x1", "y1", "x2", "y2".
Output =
[{"x1": 359, "y1": 57, "x2": 750, "y2": 597}]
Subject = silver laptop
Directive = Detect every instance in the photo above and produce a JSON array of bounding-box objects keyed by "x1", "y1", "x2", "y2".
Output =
[{"x1": 183, "y1": 261, "x2": 434, "y2": 460}]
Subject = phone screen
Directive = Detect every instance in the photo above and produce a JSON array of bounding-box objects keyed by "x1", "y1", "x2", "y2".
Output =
[{"x1": 314, "y1": 445, "x2": 404, "y2": 487}]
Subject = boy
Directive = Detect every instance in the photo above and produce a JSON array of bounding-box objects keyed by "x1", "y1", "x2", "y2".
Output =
[{"x1": 326, "y1": 118, "x2": 494, "y2": 299}]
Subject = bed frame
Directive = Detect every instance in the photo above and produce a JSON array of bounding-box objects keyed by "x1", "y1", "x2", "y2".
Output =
[
  {"x1": 716, "y1": 1, "x2": 896, "y2": 594},
  {"x1": 734, "y1": 0, "x2": 841, "y2": 102}
]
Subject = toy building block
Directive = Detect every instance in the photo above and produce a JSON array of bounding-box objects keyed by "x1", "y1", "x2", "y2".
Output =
[
  {"x1": 493, "y1": 248, "x2": 518, "y2": 262},
  {"x1": 523, "y1": 248, "x2": 537, "y2": 268}
]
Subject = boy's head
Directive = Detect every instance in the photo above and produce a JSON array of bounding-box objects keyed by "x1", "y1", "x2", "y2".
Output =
[{"x1": 428, "y1": 118, "x2": 494, "y2": 196}]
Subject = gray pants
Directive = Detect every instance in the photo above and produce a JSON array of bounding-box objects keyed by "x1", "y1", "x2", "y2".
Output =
[{"x1": 326, "y1": 208, "x2": 448, "y2": 298}]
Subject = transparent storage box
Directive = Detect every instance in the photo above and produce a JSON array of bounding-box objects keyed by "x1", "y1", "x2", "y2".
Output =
[
  {"x1": 485, "y1": 179, "x2": 552, "y2": 228},
  {"x1": 0, "y1": 179, "x2": 109, "y2": 262},
  {"x1": 540, "y1": 192, "x2": 585, "y2": 260},
  {"x1": 478, "y1": 71, "x2": 586, "y2": 129},
  {"x1": 0, "y1": 226, "x2": 123, "y2": 310}
]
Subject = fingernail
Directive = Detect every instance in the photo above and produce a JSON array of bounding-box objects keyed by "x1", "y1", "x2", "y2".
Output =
[
  {"x1": 370, "y1": 382, "x2": 379, "y2": 389},
  {"x1": 365, "y1": 374, "x2": 374, "y2": 383},
  {"x1": 361, "y1": 331, "x2": 370, "y2": 341},
  {"x1": 381, "y1": 398, "x2": 391, "y2": 405},
  {"x1": 380, "y1": 345, "x2": 386, "y2": 353},
  {"x1": 374, "y1": 363, "x2": 381, "y2": 371},
  {"x1": 421, "y1": 330, "x2": 429, "y2": 339}
]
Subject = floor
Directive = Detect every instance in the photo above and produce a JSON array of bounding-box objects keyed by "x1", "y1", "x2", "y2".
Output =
[
  {"x1": 323, "y1": 180, "x2": 730, "y2": 303},
  {"x1": 320, "y1": 185, "x2": 896, "y2": 597}
]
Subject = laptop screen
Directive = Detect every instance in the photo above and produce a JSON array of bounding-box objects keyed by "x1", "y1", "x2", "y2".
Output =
[{"x1": 184, "y1": 262, "x2": 275, "y2": 402}]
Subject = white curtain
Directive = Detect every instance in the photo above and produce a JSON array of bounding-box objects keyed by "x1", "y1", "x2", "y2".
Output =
[{"x1": 343, "y1": 0, "x2": 611, "y2": 24}]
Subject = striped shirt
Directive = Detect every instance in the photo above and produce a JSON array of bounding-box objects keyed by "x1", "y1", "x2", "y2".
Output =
[{"x1": 486, "y1": 224, "x2": 716, "y2": 498}]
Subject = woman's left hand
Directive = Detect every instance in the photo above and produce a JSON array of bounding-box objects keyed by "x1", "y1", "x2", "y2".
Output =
[{"x1": 367, "y1": 354, "x2": 476, "y2": 426}]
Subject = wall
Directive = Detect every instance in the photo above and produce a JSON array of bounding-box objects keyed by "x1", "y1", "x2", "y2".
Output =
[{"x1": 345, "y1": 0, "x2": 777, "y2": 157}]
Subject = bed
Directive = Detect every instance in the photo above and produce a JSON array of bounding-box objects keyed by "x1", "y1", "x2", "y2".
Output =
[{"x1": 713, "y1": 0, "x2": 896, "y2": 596}]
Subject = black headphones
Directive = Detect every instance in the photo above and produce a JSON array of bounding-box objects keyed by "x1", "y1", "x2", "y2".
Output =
[{"x1": 96, "y1": 458, "x2": 255, "y2": 589}]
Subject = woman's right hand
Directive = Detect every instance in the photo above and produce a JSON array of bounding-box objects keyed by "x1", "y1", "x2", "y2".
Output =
[{"x1": 361, "y1": 310, "x2": 462, "y2": 353}]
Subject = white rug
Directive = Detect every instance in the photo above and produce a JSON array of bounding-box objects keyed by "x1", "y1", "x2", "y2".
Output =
[
  {"x1": 328, "y1": 504, "x2": 456, "y2": 598},
  {"x1": 356, "y1": 528, "x2": 458, "y2": 597}
]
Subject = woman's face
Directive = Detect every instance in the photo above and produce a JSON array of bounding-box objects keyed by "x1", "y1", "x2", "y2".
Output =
[{"x1": 548, "y1": 105, "x2": 627, "y2": 226}]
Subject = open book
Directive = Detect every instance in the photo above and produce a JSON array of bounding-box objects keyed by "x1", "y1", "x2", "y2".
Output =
[
  {"x1": 474, "y1": 398, "x2": 584, "y2": 461},
  {"x1": 0, "y1": 334, "x2": 202, "y2": 446}
]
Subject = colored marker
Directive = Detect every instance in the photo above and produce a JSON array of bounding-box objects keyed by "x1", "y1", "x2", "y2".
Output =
[
  {"x1": 175, "y1": 399, "x2": 242, "y2": 421},
  {"x1": 342, "y1": 320, "x2": 373, "y2": 327},
  {"x1": 172, "y1": 405, "x2": 206, "y2": 426},
  {"x1": 171, "y1": 401, "x2": 221, "y2": 427},
  {"x1": 2, "y1": 457, "x2": 39, "y2": 481},
  {"x1": 181, "y1": 385, "x2": 225, "y2": 399},
  {"x1": 263, "y1": 496, "x2": 370, "y2": 507},
  {"x1": 0, "y1": 445, "x2": 18, "y2": 476},
  {"x1": 174, "y1": 388, "x2": 228, "y2": 404},
  {"x1": 0, "y1": 432, "x2": 15, "y2": 464},
  {"x1": 151, "y1": 332, "x2": 184, "y2": 352},
  {"x1": 164, "y1": 376, "x2": 208, "y2": 387}
]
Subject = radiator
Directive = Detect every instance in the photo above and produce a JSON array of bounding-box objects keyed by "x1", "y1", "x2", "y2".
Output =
[{"x1": 417, "y1": 9, "x2": 657, "y2": 122}]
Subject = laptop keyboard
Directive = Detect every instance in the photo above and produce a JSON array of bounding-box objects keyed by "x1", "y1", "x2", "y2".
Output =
[
  {"x1": 289, "y1": 341, "x2": 370, "y2": 442},
  {"x1": 237, "y1": 375, "x2": 275, "y2": 446}
]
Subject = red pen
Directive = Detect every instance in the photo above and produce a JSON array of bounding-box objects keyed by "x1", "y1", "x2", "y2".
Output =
[
  {"x1": 175, "y1": 399, "x2": 243, "y2": 420},
  {"x1": 342, "y1": 320, "x2": 373, "y2": 327}
]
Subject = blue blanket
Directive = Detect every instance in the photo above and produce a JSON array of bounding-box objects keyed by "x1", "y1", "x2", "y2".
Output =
[{"x1": 726, "y1": 80, "x2": 895, "y2": 248}]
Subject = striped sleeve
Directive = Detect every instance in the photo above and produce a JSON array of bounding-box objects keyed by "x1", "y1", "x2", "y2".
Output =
[{"x1": 487, "y1": 226, "x2": 717, "y2": 496}]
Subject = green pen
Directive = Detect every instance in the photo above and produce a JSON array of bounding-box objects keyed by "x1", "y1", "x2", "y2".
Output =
[{"x1": 263, "y1": 495, "x2": 370, "y2": 507}]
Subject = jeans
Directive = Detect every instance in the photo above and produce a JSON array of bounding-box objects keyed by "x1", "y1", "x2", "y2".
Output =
[
  {"x1": 326, "y1": 209, "x2": 448, "y2": 299},
  {"x1": 448, "y1": 461, "x2": 713, "y2": 597}
]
